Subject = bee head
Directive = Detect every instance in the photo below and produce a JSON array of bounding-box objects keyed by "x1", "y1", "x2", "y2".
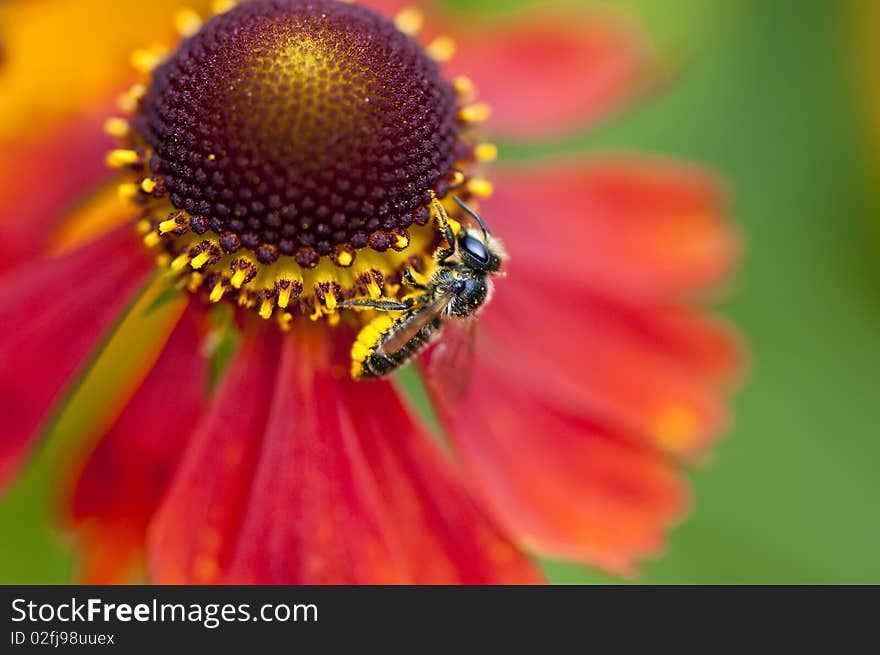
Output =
[{"x1": 457, "y1": 232, "x2": 501, "y2": 273}]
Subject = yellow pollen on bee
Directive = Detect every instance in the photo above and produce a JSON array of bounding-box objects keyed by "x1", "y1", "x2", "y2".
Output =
[
  {"x1": 452, "y1": 76, "x2": 476, "y2": 104},
  {"x1": 394, "y1": 7, "x2": 424, "y2": 36},
  {"x1": 157, "y1": 218, "x2": 180, "y2": 234},
  {"x1": 209, "y1": 281, "x2": 226, "y2": 303},
  {"x1": 190, "y1": 252, "x2": 211, "y2": 269},
  {"x1": 106, "y1": 149, "x2": 140, "y2": 168},
  {"x1": 170, "y1": 253, "x2": 192, "y2": 272},
  {"x1": 230, "y1": 268, "x2": 249, "y2": 289},
  {"x1": 141, "y1": 178, "x2": 158, "y2": 194},
  {"x1": 103, "y1": 117, "x2": 130, "y2": 138},
  {"x1": 467, "y1": 179, "x2": 494, "y2": 198},
  {"x1": 395, "y1": 233, "x2": 410, "y2": 249},
  {"x1": 426, "y1": 36, "x2": 456, "y2": 62},
  {"x1": 259, "y1": 297, "x2": 274, "y2": 319},
  {"x1": 174, "y1": 7, "x2": 204, "y2": 37},
  {"x1": 336, "y1": 251, "x2": 354, "y2": 267},
  {"x1": 475, "y1": 143, "x2": 499, "y2": 162},
  {"x1": 458, "y1": 102, "x2": 492, "y2": 124}
]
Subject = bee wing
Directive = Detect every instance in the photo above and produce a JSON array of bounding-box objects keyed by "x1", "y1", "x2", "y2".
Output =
[
  {"x1": 377, "y1": 290, "x2": 455, "y2": 356},
  {"x1": 426, "y1": 315, "x2": 478, "y2": 403}
]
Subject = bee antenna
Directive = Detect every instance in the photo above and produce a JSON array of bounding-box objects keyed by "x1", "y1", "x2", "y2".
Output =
[{"x1": 453, "y1": 196, "x2": 491, "y2": 238}]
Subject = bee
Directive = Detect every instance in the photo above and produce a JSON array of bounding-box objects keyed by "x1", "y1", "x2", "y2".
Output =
[{"x1": 342, "y1": 194, "x2": 505, "y2": 380}]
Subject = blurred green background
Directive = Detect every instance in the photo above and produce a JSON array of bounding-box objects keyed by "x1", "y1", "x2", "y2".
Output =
[{"x1": 1, "y1": 0, "x2": 879, "y2": 584}]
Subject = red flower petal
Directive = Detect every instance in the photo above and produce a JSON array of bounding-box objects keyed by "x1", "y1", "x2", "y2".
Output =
[
  {"x1": 481, "y1": 280, "x2": 739, "y2": 459},
  {"x1": 151, "y1": 323, "x2": 539, "y2": 584},
  {"x1": 148, "y1": 325, "x2": 281, "y2": 584},
  {"x1": 447, "y1": 7, "x2": 649, "y2": 140},
  {"x1": 0, "y1": 107, "x2": 115, "y2": 274},
  {"x1": 342, "y1": 380, "x2": 542, "y2": 583},
  {"x1": 425, "y1": 355, "x2": 688, "y2": 576},
  {"x1": 486, "y1": 157, "x2": 739, "y2": 300},
  {"x1": 64, "y1": 308, "x2": 209, "y2": 583},
  {"x1": 0, "y1": 227, "x2": 152, "y2": 491}
]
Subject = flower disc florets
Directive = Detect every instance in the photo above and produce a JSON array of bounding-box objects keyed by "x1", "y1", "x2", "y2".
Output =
[{"x1": 109, "y1": 0, "x2": 493, "y2": 325}]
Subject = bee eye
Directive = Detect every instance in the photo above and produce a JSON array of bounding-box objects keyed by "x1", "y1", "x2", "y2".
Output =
[{"x1": 459, "y1": 234, "x2": 490, "y2": 265}]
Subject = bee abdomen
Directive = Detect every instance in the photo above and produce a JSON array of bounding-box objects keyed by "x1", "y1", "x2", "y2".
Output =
[{"x1": 358, "y1": 316, "x2": 442, "y2": 379}]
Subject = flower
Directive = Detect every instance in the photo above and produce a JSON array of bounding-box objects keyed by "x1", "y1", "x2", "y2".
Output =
[{"x1": 0, "y1": 0, "x2": 741, "y2": 583}]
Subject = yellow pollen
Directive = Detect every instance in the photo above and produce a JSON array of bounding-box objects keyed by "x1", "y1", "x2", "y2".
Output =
[
  {"x1": 475, "y1": 143, "x2": 499, "y2": 162},
  {"x1": 459, "y1": 102, "x2": 492, "y2": 124},
  {"x1": 174, "y1": 7, "x2": 204, "y2": 37},
  {"x1": 210, "y1": 282, "x2": 226, "y2": 303},
  {"x1": 106, "y1": 149, "x2": 140, "y2": 168},
  {"x1": 324, "y1": 291, "x2": 338, "y2": 311},
  {"x1": 117, "y1": 183, "x2": 139, "y2": 200},
  {"x1": 336, "y1": 251, "x2": 354, "y2": 267},
  {"x1": 367, "y1": 277, "x2": 382, "y2": 299},
  {"x1": 327, "y1": 312, "x2": 341, "y2": 328},
  {"x1": 103, "y1": 117, "x2": 130, "y2": 138},
  {"x1": 143, "y1": 232, "x2": 162, "y2": 248},
  {"x1": 157, "y1": 218, "x2": 180, "y2": 235},
  {"x1": 450, "y1": 170, "x2": 466, "y2": 187},
  {"x1": 211, "y1": 0, "x2": 236, "y2": 15},
  {"x1": 394, "y1": 7, "x2": 424, "y2": 36},
  {"x1": 190, "y1": 252, "x2": 211, "y2": 269},
  {"x1": 452, "y1": 76, "x2": 476, "y2": 103},
  {"x1": 467, "y1": 179, "x2": 494, "y2": 198},
  {"x1": 395, "y1": 234, "x2": 410, "y2": 249},
  {"x1": 187, "y1": 273, "x2": 204, "y2": 292},
  {"x1": 141, "y1": 178, "x2": 158, "y2": 194},
  {"x1": 171, "y1": 253, "x2": 191, "y2": 272},
  {"x1": 230, "y1": 268, "x2": 249, "y2": 289},
  {"x1": 118, "y1": 84, "x2": 146, "y2": 113},
  {"x1": 131, "y1": 48, "x2": 163, "y2": 74},
  {"x1": 259, "y1": 297, "x2": 274, "y2": 319},
  {"x1": 136, "y1": 220, "x2": 152, "y2": 235},
  {"x1": 278, "y1": 285, "x2": 293, "y2": 309},
  {"x1": 426, "y1": 36, "x2": 456, "y2": 62}
]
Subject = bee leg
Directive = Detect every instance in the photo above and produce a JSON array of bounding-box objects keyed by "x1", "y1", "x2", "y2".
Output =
[
  {"x1": 401, "y1": 266, "x2": 429, "y2": 291},
  {"x1": 338, "y1": 298, "x2": 412, "y2": 312},
  {"x1": 429, "y1": 192, "x2": 457, "y2": 264}
]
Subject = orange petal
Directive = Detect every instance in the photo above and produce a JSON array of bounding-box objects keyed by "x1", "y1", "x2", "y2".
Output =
[
  {"x1": 64, "y1": 308, "x2": 209, "y2": 584},
  {"x1": 0, "y1": 226, "x2": 153, "y2": 491},
  {"x1": 447, "y1": 6, "x2": 650, "y2": 139},
  {"x1": 0, "y1": 0, "x2": 213, "y2": 141},
  {"x1": 487, "y1": 157, "x2": 740, "y2": 300}
]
